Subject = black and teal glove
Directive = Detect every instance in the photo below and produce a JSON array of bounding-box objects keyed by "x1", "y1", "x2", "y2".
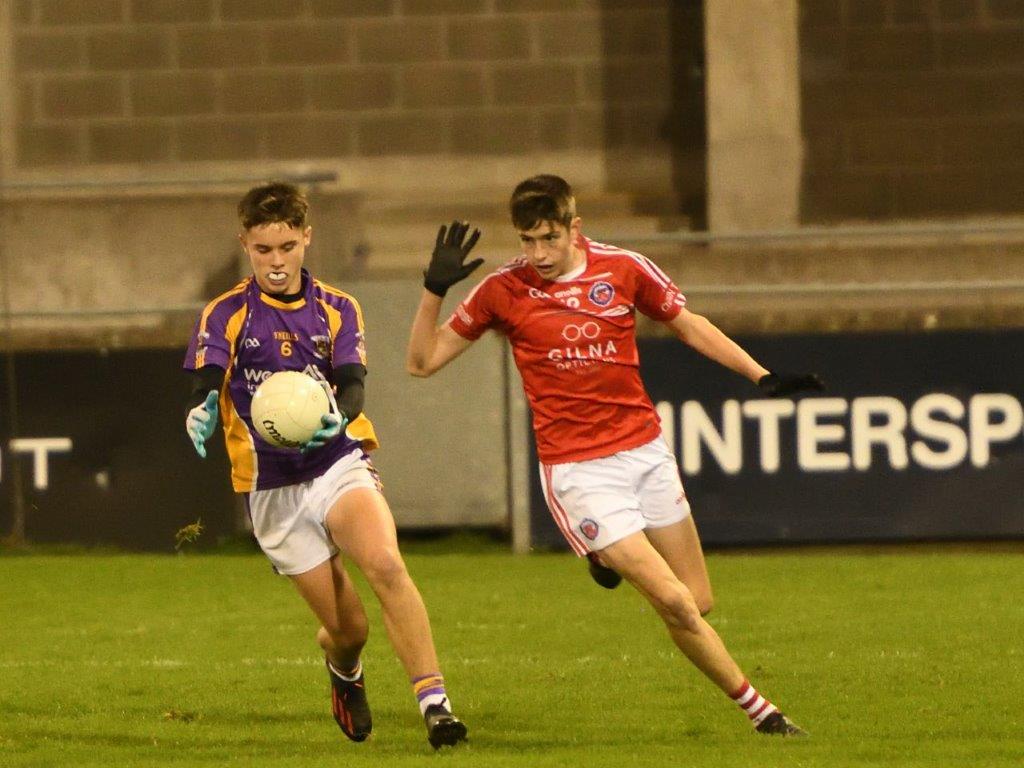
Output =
[
  {"x1": 301, "y1": 378, "x2": 348, "y2": 454},
  {"x1": 186, "y1": 390, "x2": 219, "y2": 458},
  {"x1": 301, "y1": 413, "x2": 348, "y2": 454}
]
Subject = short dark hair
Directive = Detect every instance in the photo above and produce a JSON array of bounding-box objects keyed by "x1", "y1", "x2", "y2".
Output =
[
  {"x1": 510, "y1": 174, "x2": 576, "y2": 231},
  {"x1": 237, "y1": 182, "x2": 309, "y2": 230}
]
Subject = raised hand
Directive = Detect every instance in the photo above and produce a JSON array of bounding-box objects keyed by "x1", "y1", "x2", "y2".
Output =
[{"x1": 423, "y1": 221, "x2": 483, "y2": 297}]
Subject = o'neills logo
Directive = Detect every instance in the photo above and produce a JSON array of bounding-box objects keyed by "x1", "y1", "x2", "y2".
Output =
[{"x1": 311, "y1": 334, "x2": 331, "y2": 359}]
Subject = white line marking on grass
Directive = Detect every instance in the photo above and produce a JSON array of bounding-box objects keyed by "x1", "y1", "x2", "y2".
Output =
[
  {"x1": 877, "y1": 650, "x2": 921, "y2": 658},
  {"x1": 0, "y1": 657, "x2": 322, "y2": 669},
  {"x1": 239, "y1": 657, "x2": 320, "y2": 667}
]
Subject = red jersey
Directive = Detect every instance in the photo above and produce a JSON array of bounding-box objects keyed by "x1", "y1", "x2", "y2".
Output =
[{"x1": 448, "y1": 236, "x2": 686, "y2": 464}]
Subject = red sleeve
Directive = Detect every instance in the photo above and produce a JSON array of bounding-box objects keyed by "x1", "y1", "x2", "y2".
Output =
[
  {"x1": 446, "y1": 273, "x2": 503, "y2": 340},
  {"x1": 630, "y1": 253, "x2": 686, "y2": 321}
]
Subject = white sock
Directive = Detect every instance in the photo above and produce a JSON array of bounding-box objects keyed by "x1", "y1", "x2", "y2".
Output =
[{"x1": 327, "y1": 659, "x2": 362, "y2": 682}]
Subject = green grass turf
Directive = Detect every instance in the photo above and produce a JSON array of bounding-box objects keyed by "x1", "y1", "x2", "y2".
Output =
[{"x1": 0, "y1": 543, "x2": 1021, "y2": 767}]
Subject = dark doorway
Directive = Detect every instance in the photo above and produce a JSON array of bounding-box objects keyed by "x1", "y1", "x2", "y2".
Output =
[{"x1": 599, "y1": 0, "x2": 707, "y2": 228}]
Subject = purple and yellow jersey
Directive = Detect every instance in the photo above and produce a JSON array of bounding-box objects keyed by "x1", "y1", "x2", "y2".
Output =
[{"x1": 183, "y1": 269, "x2": 379, "y2": 492}]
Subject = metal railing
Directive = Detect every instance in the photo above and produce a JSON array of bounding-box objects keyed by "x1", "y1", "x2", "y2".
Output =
[
  {"x1": 601, "y1": 219, "x2": 1024, "y2": 245},
  {"x1": 0, "y1": 171, "x2": 338, "y2": 193},
  {"x1": 4, "y1": 275, "x2": 1024, "y2": 321},
  {"x1": 588, "y1": 218, "x2": 1024, "y2": 295},
  {"x1": 679, "y1": 279, "x2": 1024, "y2": 296}
]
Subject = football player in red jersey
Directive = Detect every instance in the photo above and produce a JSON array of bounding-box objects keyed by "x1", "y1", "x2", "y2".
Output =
[{"x1": 407, "y1": 175, "x2": 822, "y2": 736}]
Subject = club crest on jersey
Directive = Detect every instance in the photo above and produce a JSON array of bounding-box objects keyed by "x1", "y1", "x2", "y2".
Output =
[
  {"x1": 588, "y1": 281, "x2": 615, "y2": 307},
  {"x1": 310, "y1": 334, "x2": 331, "y2": 360},
  {"x1": 580, "y1": 518, "x2": 600, "y2": 540}
]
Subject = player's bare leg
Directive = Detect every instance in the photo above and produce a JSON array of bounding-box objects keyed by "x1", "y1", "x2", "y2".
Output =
[
  {"x1": 326, "y1": 487, "x2": 439, "y2": 675},
  {"x1": 326, "y1": 487, "x2": 466, "y2": 746},
  {"x1": 599, "y1": 531, "x2": 741, "y2": 690},
  {"x1": 645, "y1": 517, "x2": 714, "y2": 614},
  {"x1": 291, "y1": 556, "x2": 369, "y2": 668},
  {"x1": 290, "y1": 557, "x2": 373, "y2": 741},
  {"x1": 598, "y1": 531, "x2": 805, "y2": 735}
]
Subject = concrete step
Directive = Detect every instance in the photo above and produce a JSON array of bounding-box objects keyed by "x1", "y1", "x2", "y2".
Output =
[
  {"x1": 360, "y1": 190, "x2": 642, "y2": 220},
  {"x1": 353, "y1": 191, "x2": 670, "y2": 269}
]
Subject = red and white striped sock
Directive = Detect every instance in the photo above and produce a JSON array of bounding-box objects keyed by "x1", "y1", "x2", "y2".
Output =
[{"x1": 730, "y1": 680, "x2": 778, "y2": 726}]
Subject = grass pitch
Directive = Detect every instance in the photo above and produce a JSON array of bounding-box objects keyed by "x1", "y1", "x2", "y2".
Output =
[{"x1": 0, "y1": 541, "x2": 1021, "y2": 767}]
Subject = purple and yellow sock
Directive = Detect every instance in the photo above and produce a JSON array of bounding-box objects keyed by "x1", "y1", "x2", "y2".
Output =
[{"x1": 412, "y1": 672, "x2": 450, "y2": 716}]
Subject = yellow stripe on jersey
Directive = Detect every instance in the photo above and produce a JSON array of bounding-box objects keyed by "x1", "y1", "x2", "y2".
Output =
[
  {"x1": 315, "y1": 285, "x2": 376, "y2": 449},
  {"x1": 347, "y1": 413, "x2": 379, "y2": 452},
  {"x1": 316, "y1": 297, "x2": 343, "y2": 348},
  {"x1": 315, "y1": 281, "x2": 366, "y2": 334},
  {"x1": 315, "y1": 285, "x2": 367, "y2": 366},
  {"x1": 195, "y1": 280, "x2": 249, "y2": 368},
  {"x1": 221, "y1": 364, "x2": 258, "y2": 492},
  {"x1": 221, "y1": 304, "x2": 252, "y2": 489},
  {"x1": 224, "y1": 304, "x2": 247, "y2": 359},
  {"x1": 260, "y1": 292, "x2": 306, "y2": 310}
]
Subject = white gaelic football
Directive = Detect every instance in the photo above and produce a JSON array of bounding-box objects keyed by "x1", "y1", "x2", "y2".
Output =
[{"x1": 250, "y1": 371, "x2": 330, "y2": 449}]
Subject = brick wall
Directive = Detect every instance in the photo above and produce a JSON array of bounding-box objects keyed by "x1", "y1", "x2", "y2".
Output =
[
  {"x1": 9, "y1": 0, "x2": 677, "y2": 192},
  {"x1": 800, "y1": 0, "x2": 1024, "y2": 222}
]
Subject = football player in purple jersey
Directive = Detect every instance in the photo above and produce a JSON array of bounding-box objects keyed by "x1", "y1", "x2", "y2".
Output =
[{"x1": 184, "y1": 182, "x2": 466, "y2": 749}]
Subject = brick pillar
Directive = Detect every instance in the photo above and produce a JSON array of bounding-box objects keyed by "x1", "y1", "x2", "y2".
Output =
[{"x1": 705, "y1": 0, "x2": 802, "y2": 231}]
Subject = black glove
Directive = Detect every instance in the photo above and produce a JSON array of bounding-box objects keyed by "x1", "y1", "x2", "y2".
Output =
[
  {"x1": 757, "y1": 372, "x2": 825, "y2": 398},
  {"x1": 424, "y1": 221, "x2": 483, "y2": 297}
]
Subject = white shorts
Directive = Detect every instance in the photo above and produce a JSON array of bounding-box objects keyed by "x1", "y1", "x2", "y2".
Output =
[
  {"x1": 539, "y1": 437, "x2": 691, "y2": 556},
  {"x1": 246, "y1": 449, "x2": 383, "y2": 576}
]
